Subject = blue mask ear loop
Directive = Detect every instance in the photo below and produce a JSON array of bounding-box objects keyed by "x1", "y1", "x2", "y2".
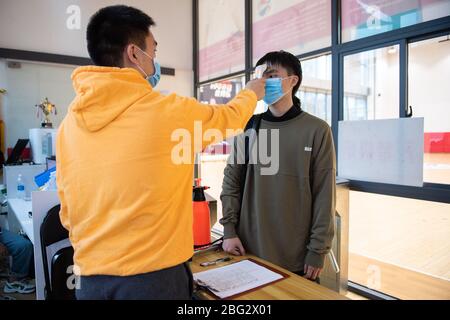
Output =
[
  {"x1": 134, "y1": 46, "x2": 157, "y2": 78},
  {"x1": 134, "y1": 63, "x2": 148, "y2": 78}
]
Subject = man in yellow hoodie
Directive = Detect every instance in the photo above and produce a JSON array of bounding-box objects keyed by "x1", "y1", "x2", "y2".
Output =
[{"x1": 56, "y1": 5, "x2": 265, "y2": 300}]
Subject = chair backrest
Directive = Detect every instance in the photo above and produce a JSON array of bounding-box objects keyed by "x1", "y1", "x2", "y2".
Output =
[
  {"x1": 50, "y1": 246, "x2": 75, "y2": 300},
  {"x1": 40, "y1": 205, "x2": 68, "y2": 247},
  {"x1": 40, "y1": 204, "x2": 75, "y2": 300}
]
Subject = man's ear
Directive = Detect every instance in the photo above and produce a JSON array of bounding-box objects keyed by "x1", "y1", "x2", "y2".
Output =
[
  {"x1": 291, "y1": 75, "x2": 300, "y2": 87},
  {"x1": 286, "y1": 75, "x2": 299, "y2": 89},
  {"x1": 125, "y1": 44, "x2": 139, "y2": 65}
]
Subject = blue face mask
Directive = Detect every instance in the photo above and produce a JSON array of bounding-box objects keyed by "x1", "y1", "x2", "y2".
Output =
[
  {"x1": 263, "y1": 78, "x2": 286, "y2": 105},
  {"x1": 147, "y1": 60, "x2": 161, "y2": 88},
  {"x1": 135, "y1": 46, "x2": 161, "y2": 88}
]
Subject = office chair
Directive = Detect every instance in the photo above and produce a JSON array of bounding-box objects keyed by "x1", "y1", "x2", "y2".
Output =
[
  {"x1": 40, "y1": 204, "x2": 75, "y2": 300},
  {"x1": 50, "y1": 246, "x2": 75, "y2": 300}
]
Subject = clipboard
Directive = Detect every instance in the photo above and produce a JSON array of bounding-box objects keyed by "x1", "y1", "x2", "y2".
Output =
[{"x1": 194, "y1": 258, "x2": 289, "y2": 300}]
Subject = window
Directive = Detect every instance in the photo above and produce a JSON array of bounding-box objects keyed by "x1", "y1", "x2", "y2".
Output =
[
  {"x1": 252, "y1": 0, "x2": 331, "y2": 62},
  {"x1": 299, "y1": 54, "x2": 332, "y2": 125},
  {"x1": 409, "y1": 35, "x2": 450, "y2": 185},
  {"x1": 198, "y1": 0, "x2": 245, "y2": 81},
  {"x1": 341, "y1": 0, "x2": 450, "y2": 42},
  {"x1": 343, "y1": 45, "x2": 400, "y2": 120},
  {"x1": 349, "y1": 191, "x2": 450, "y2": 299}
]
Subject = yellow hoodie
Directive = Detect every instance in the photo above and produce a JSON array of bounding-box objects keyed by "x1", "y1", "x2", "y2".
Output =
[{"x1": 57, "y1": 66, "x2": 257, "y2": 276}]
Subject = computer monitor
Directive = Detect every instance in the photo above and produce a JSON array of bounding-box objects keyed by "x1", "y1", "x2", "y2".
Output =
[{"x1": 5, "y1": 139, "x2": 30, "y2": 165}]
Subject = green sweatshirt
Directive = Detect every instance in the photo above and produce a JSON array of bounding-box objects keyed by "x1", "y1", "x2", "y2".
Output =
[{"x1": 220, "y1": 109, "x2": 336, "y2": 271}]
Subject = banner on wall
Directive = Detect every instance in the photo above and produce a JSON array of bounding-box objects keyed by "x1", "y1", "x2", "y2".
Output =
[
  {"x1": 199, "y1": 0, "x2": 448, "y2": 79},
  {"x1": 341, "y1": 0, "x2": 448, "y2": 40},
  {"x1": 199, "y1": 0, "x2": 331, "y2": 80},
  {"x1": 252, "y1": 0, "x2": 331, "y2": 60},
  {"x1": 199, "y1": 79, "x2": 244, "y2": 105},
  {"x1": 198, "y1": 0, "x2": 245, "y2": 81},
  {"x1": 199, "y1": 0, "x2": 331, "y2": 79}
]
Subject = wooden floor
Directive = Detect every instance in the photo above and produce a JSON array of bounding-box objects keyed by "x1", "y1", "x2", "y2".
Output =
[
  {"x1": 423, "y1": 153, "x2": 450, "y2": 184},
  {"x1": 349, "y1": 253, "x2": 450, "y2": 300},
  {"x1": 349, "y1": 191, "x2": 450, "y2": 299},
  {"x1": 345, "y1": 290, "x2": 368, "y2": 300}
]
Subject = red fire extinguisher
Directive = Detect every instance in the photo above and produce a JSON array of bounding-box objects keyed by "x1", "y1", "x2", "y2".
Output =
[{"x1": 193, "y1": 178, "x2": 211, "y2": 247}]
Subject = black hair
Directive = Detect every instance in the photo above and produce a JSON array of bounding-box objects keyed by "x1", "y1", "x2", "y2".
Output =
[
  {"x1": 86, "y1": 5, "x2": 155, "y2": 67},
  {"x1": 255, "y1": 51, "x2": 303, "y2": 107}
]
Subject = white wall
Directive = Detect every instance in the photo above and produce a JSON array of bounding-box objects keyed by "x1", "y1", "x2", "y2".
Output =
[
  {"x1": 371, "y1": 37, "x2": 450, "y2": 132},
  {"x1": 374, "y1": 48, "x2": 399, "y2": 120},
  {"x1": 0, "y1": 0, "x2": 194, "y2": 150},
  {"x1": 409, "y1": 37, "x2": 450, "y2": 133},
  {"x1": 0, "y1": 0, "x2": 193, "y2": 72},
  {"x1": 0, "y1": 59, "x2": 76, "y2": 149},
  {"x1": 0, "y1": 0, "x2": 194, "y2": 97},
  {"x1": 0, "y1": 59, "x2": 7, "y2": 153}
]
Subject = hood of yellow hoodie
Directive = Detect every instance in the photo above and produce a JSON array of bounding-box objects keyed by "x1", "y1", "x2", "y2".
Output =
[{"x1": 70, "y1": 66, "x2": 153, "y2": 132}]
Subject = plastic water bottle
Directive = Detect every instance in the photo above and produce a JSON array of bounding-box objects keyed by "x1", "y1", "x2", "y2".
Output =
[
  {"x1": 0, "y1": 184, "x2": 7, "y2": 214},
  {"x1": 17, "y1": 174, "x2": 25, "y2": 200}
]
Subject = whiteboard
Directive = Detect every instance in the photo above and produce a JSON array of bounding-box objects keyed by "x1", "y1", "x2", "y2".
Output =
[{"x1": 338, "y1": 118, "x2": 424, "y2": 187}]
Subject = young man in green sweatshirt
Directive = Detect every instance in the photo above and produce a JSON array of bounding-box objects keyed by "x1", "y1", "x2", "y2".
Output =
[{"x1": 220, "y1": 51, "x2": 336, "y2": 281}]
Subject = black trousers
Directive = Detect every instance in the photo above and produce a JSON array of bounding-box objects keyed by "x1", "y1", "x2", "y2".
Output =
[{"x1": 76, "y1": 262, "x2": 193, "y2": 300}]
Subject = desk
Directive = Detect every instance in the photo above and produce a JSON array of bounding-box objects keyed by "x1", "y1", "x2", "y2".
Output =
[
  {"x1": 7, "y1": 198, "x2": 33, "y2": 244},
  {"x1": 3, "y1": 164, "x2": 46, "y2": 199},
  {"x1": 191, "y1": 248, "x2": 348, "y2": 300},
  {"x1": 7, "y1": 191, "x2": 63, "y2": 300}
]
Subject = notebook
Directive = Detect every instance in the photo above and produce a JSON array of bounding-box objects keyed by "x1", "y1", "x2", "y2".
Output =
[{"x1": 193, "y1": 259, "x2": 287, "y2": 299}]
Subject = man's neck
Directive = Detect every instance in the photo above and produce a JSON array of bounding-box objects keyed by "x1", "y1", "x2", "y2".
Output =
[
  {"x1": 123, "y1": 59, "x2": 144, "y2": 76},
  {"x1": 268, "y1": 96, "x2": 294, "y2": 117}
]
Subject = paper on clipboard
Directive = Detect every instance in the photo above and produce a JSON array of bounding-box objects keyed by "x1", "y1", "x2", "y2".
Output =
[{"x1": 193, "y1": 259, "x2": 284, "y2": 299}]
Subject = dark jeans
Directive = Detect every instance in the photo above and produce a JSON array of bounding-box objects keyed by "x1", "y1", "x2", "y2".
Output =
[
  {"x1": 76, "y1": 262, "x2": 193, "y2": 300},
  {"x1": 0, "y1": 230, "x2": 34, "y2": 279}
]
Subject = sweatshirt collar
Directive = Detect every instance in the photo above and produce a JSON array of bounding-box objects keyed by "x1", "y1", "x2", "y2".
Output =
[{"x1": 262, "y1": 104, "x2": 303, "y2": 122}]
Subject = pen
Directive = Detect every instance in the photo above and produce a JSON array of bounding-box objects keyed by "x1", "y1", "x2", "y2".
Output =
[{"x1": 200, "y1": 256, "x2": 232, "y2": 267}]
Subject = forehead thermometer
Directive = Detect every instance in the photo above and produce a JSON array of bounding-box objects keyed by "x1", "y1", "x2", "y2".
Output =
[{"x1": 254, "y1": 63, "x2": 267, "y2": 79}]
